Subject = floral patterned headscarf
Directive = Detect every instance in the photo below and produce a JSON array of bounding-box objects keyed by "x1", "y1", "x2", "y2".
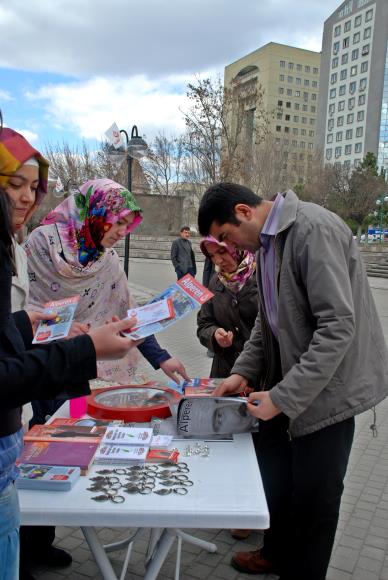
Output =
[
  {"x1": 200, "y1": 235, "x2": 256, "y2": 293},
  {"x1": 42, "y1": 178, "x2": 142, "y2": 266}
]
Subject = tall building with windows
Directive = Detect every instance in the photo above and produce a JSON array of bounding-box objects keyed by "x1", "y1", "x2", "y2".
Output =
[
  {"x1": 316, "y1": 0, "x2": 388, "y2": 169},
  {"x1": 224, "y1": 42, "x2": 320, "y2": 185}
]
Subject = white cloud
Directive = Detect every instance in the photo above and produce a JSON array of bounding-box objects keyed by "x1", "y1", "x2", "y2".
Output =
[
  {"x1": 0, "y1": 89, "x2": 13, "y2": 101},
  {"x1": 14, "y1": 128, "x2": 39, "y2": 143},
  {"x1": 25, "y1": 73, "x2": 210, "y2": 141}
]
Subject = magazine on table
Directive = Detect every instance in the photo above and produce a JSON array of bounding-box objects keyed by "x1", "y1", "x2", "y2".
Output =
[
  {"x1": 16, "y1": 464, "x2": 81, "y2": 491},
  {"x1": 123, "y1": 274, "x2": 214, "y2": 340},
  {"x1": 32, "y1": 295, "x2": 80, "y2": 343},
  {"x1": 176, "y1": 396, "x2": 259, "y2": 438}
]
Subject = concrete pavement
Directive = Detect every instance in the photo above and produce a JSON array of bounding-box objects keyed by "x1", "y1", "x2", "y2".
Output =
[{"x1": 32, "y1": 262, "x2": 388, "y2": 580}]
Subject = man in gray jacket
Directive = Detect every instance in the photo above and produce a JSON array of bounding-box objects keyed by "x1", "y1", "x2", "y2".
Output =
[
  {"x1": 198, "y1": 182, "x2": 388, "y2": 580},
  {"x1": 171, "y1": 226, "x2": 197, "y2": 280}
]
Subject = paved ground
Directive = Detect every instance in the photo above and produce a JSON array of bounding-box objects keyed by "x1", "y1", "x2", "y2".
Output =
[{"x1": 32, "y1": 261, "x2": 388, "y2": 580}]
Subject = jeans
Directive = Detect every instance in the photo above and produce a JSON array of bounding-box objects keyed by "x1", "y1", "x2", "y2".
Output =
[
  {"x1": 0, "y1": 482, "x2": 20, "y2": 580},
  {"x1": 253, "y1": 414, "x2": 355, "y2": 580}
]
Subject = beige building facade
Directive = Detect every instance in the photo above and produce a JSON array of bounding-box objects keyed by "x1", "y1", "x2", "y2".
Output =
[{"x1": 224, "y1": 42, "x2": 321, "y2": 188}]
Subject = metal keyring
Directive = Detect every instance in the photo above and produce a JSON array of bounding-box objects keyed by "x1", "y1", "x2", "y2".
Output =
[
  {"x1": 180, "y1": 480, "x2": 194, "y2": 487},
  {"x1": 173, "y1": 487, "x2": 188, "y2": 495},
  {"x1": 111, "y1": 495, "x2": 125, "y2": 503},
  {"x1": 108, "y1": 476, "x2": 120, "y2": 484},
  {"x1": 113, "y1": 468, "x2": 127, "y2": 475},
  {"x1": 106, "y1": 488, "x2": 118, "y2": 496},
  {"x1": 139, "y1": 485, "x2": 153, "y2": 495},
  {"x1": 177, "y1": 462, "x2": 188, "y2": 468},
  {"x1": 110, "y1": 482, "x2": 123, "y2": 490},
  {"x1": 175, "y1": 474, "x2": 189, "y2": 481},
  {"x1": 177, "y1": 467, "x2": 190, "y2": 473},
  {"x1": 145, "y1": 465, "x2": 158, "y2": 472}
]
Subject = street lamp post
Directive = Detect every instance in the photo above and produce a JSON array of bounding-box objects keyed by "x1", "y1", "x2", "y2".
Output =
[
  {"x1": 109, "y1": 125, "x2": 148, "y2": 278},
  {"x1": 375, "y1": 193, "x2": 388, "y2": 243}
]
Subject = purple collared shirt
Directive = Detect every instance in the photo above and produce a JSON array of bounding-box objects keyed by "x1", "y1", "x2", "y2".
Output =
[{"x1": 259, "y1": 193, "x2": 285, "y2": 339}]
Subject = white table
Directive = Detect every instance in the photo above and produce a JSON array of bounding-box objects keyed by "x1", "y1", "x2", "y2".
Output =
[{"x1": 19, "y1": 403, "x2": 269, "y2": 579}]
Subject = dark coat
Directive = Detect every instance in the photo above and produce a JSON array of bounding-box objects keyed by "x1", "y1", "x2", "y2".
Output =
[
  {"x1": 171, "y1": 237, "x2": 197, "y2": 277},
  {"x1": 0, "y1": 239, "x2": 97, "y2": 437},
  {"x1": 197, "y1": 272, "x2": 258, "y2": 379}
]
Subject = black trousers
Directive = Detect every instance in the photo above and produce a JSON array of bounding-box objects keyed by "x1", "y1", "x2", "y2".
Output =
[{"x1": 253, "y1": 414, "x2": 355, "y2": 580}]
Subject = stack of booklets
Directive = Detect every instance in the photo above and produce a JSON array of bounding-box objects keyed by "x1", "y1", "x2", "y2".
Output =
[
  {"x1": 94, "y1": 426, "x2": 154, "y2": 464},
  {"x1": 16, "y1": 465, "x2": 81, "y2": 491},
  {"x1": 18, "y1": 419, "x2": 108, "y2": 475}
]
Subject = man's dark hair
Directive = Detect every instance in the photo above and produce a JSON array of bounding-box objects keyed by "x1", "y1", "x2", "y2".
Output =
[
  {"x1": 180, "y1": 226, "x2": 190, "y2": 232},
  {"x1": 198, "y1": 182, "x2": 262, "y2": 236}
]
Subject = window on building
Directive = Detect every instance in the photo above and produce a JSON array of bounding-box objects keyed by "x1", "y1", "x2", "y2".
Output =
[
  {"x1": 293, "y1": 127, "x2": 298, "y2": 135},
  {"x1": 311, "y1": 93, "x2": 317, "y2": 101},
  {"x1": 348, "y1": 97, "x2": 355, "y2": 109},
  {"x1": 276, "y1": 126, "x2": 281, "y2": 132},
  {"x1": 300, "y1": 141, "x2": 306, "y2": 148},
  {"x1": 355, "y1": 14, "x2": 362, "y2": 27},
  {"x1": 364, "y1": 27, "x2": 371, "y2": 40},
  {"x1": 352, "y1": 48, "x2": 359, "y2": 60},
  {"x1": 293, "y1": 115, "x2": 299, "y2": 122},
  {"x1": 356, "y1": 126, "x2": 363, "y2": 137},
  {"x1": 327, "y1": 134, "x2": 333, "y2": 143},
  {"x1": 326, "y1": 148, "x2": 332, "y2": 160},
  {"x1": 301, "y1": 128, "x2": 306, "y2": 136},
  {"x1": 310, "y1": 118, "x2": 315, "y2": 125},
  {"x1": 344, "y1": 160, "x2": 351, "y2": 168},
  {"x1": 308, "y1": 142, "x2": 314, "y2": 150},
  {"x1": 280, "y1": 60, "x2": 285, "y2": 68},
  {"x1": 279, "y1": 87, "x2": 284, "y2": 94},
  {"x1": 312, "y1": 80, "x2": 318, "y2": 88},
  {"x1": 355, "y1": 142, "x2": 362, "y2": 153},
  {"x1": 297, "y1": 64, "x2": 302, "y2": 72},
  {"x1": 365, "y1": 8, "x2": 373, "y2": 22},
  {"x1": 344, "y1": 20, "x2": 351, "y2": 32},
  {"x1": 309, "y1": 130, "x2": 315, "y2": 137},
  {"x1": 331, "y1": 72, "x2": 337, "y2": 84},
  {"x1": 279, "y1": 74, "x2": 285, "y2": 81},
  {"x1": 361, "y1": 61, "x2": 368, "y2": 73},
  {"x1": 338, "y1": 100, "x2": 345, "y2": 111},
  {"x1": 284, "y1": 139, "x2": 289, "y2": 145},
  {"x1": 345, "y1": 144, "x2": 352, "y2": 155},
  {"x1": 301, "y1": 117, "x2": 307, "y2": 124},
  {"x1": 354, "y1": 159, "x2": 361, "y2": 167},
  {"x1": 295, "y1": 90, "x2": 301, "y2": 97},
  {"x1": 350, "y1": 65, "x2": 358, "y2": 76},
  {"x1": 340, "y1": 69, "x2": 347, "y2": 80},
  {"x1": 304, "y1": 79, "x2": 310, "y2": 87},
  {"x1": 278, "y1": 100, "x2": 283, "y2": 107},
  {"x1": 311, "y1": 106, "x2": 316, "y2": 113},
  {"x1": 296, "y1": 77, "x2": 301, "y2": 85},
  {"x1": 349, "y1": 81, "x2": 356, "y2": 94},
  {"x1": 332, "y1": 57, "x2": 339, "y2": 68},
  {"x1": 357, "y1": 110, "x2": 364, "y2": 121},
  {"x1": 329, "y1": 103, "x2": 335, "y2": 115},
  {"x1": 333, "y1": 41, "x2": 340, "y2": 54},
  {"x1": 362, "y1": 44, "x2": 370, "y2": 56},
  {"x1": 276, "y1": 138, "x2": 281, "y2": 144},
  {"x1": 277, "y1": 112, "x2": 282, "y2": 119},
  {"x1": 334, "y1": 24, "x2": 341, "y2": 37},
  {"x1": 305, "y1": 65, "x2": 310, "y2": 73},
  {"x1": 289, "y1": 62, "x2": 294, "y2": 70},
  {"x1": 302, "y1": 104, "x2": 308, "y2": 111},
  {"x1": 294, "y1": 103, "x2": 300, "y2": 110},
  {"x1": 288, "y1": 75, "x2": 293, "y2": 83},
  {"x1": 343, "y1": 37, "x2": 350, "y2": 48},
  {"x1": 303, "y1": 92, "x2": 309, "y2": 101},
  {"x1": 285, "y1": 126, "x2": 290, "y2": 133},
  {"x1": 330, "y1": 88, "x2": 336, "y2": 99},
  {"x1": 346, "y1": 129, "x2": 353, "y2": 139},
  {"x1": 287, "y1": 89, "x2": 292, "y2": 96},
  {"x1": 286, "y1": 101, "x2": 291, "y2": 108},
  {"x1": 347, "y1": 113, "x2": 354, "y2": 124},
  {"x1": 335, "y1": 146, "x2": 342, "y2": 157},
  {"x1": 336, "y1": 131, "x2": 343, "y2": 141},
  {"x1": 292, "y1": 140, "x2": 297, "y2": 147},
  {"x1": 285, "y1": 114, "x2": 291, "y2": 121},
  {"x1": 328, "y1": 119, "x2": 334, "y2": 130},
  {"x1": 337, "y1": 116, "x2": 344, "y2": 126},
  {"x1": 341, "y1": 53, "x2": 349, "y2": 64},
  {"x1": 299, "y1": 153, "x2": 305, "y2": 160},
  {"x1": 353, "y1": 32, "x2": 360, "y2": 44},
  {"x1": 339, "y1": 84, "x2": 346, "y2": 96},
  {"x1": 358, "y1": 94, "x2": 366, "y2": 105},
  {"x1": 359, "y1": 78, "x2": 367, "y2": 91},
  {"x1": 313, "y1": 67, "x2": 319, "y2": 74}
]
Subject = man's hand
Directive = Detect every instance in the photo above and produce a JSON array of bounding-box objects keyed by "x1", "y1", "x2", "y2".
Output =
[
  {"x1": 68, "y1": 321, "x2": 90, "y2": 338},
  {"x1": 213, "y1": 373, "x2": 252, "y2": 396},
  {"x1": 89, "y1": 316, "x2": 137, "y2": 360},
  {"x1": 246, "y1": 391, "x2": 281, "y2": 421},
  {"x1": 26, "y1": 310, "x2": 57, "y2": 334},
  {"x1": 214, "y1": 328, "x2": 234, "y2": 348},
  {"x1": 160, "y1": 357, "x2": 189, "y2": 384}
]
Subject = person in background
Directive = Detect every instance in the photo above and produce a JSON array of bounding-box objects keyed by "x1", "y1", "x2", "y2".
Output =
[
  {"x1": 198, "y1": 182, "x2": 388, "y2": 580},
  {"x1": 0, "y1": 183, "x2": 137, "y2": 580},
  {"x1": 170, "y1": 225, "x2": 197, "y2": 280}
]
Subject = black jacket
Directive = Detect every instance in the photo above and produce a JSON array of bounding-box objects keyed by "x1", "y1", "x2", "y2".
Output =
[
  {"x1": 0, "y1": 240, "x2": 97, "y2": 437},
  {"x1": 197, "y1": 273, "x2": 259, "y2": 379}
]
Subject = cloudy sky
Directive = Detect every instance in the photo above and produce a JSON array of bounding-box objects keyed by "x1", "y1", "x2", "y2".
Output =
[{"x1": 0, "y1": 0, "x2": 343, "y2": 149}]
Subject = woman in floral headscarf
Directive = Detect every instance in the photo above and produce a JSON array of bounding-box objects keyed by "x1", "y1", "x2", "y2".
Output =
[
  {"x1": 25, "y1": 178, "x2": 188, "y2": 387},
  {"x1": 197, "y1": 235, "x2": 258, "y2": 380}
]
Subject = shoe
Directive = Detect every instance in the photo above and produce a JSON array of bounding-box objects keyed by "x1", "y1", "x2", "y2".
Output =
[
  {"x1": 231, "y1": 549, "x2": 275, "y2": 574},
  {"x1": 230, "y1": 528, "x2": 252, "y2": 540},
  {"x1": 31, "y1": 547, "x2": 72, "y2": 568}
]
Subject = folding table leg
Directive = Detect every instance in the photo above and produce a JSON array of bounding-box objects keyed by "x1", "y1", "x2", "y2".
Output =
[{"x1": 82, "y1": 527, "x2": 118, "y2": 580}]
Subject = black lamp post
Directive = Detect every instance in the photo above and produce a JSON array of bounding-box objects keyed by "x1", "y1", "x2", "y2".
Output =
[{"x1": 109, "y1": 125, "x2": 148, "y2": 278}]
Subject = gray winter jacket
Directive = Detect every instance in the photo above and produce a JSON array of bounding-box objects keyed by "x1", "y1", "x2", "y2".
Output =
[
  {"x1": 170, "y1": 237, "x2": 197, "y2": 276},
  {"x1": 232, "y1": 190, "x2": 388, "y2": 437}
]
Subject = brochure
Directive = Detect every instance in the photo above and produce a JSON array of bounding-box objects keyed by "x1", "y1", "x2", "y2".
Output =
[
  {"x1": 124, "y1": 274, "x2": 214, "y2": 340},
  {"x1": 126, "y1": 298, "x2": 175, "y2": 331},
  {"x1": 24, "y1": 423, "x2": 106, "y2": 444},
  {"x1": 32, "y1": 296, "x2": 80, "y2": 343},
  {"x1": 101, "y1": 426, "x2": 153, "y2": 446},
  {"x1": 176, "y1": 396, "x2": 259, "y2": 437},
  {"x1": 94, "y1": 445, "x2": 149, "y2": 464},
  {"x1": 16, "y1": 464, "x2": 81, "y2": 491}
]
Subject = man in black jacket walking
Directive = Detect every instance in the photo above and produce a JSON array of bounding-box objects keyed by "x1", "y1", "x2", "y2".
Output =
[{"x1": 170, "y1": 226, "x2": 197, "y2": 279}]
